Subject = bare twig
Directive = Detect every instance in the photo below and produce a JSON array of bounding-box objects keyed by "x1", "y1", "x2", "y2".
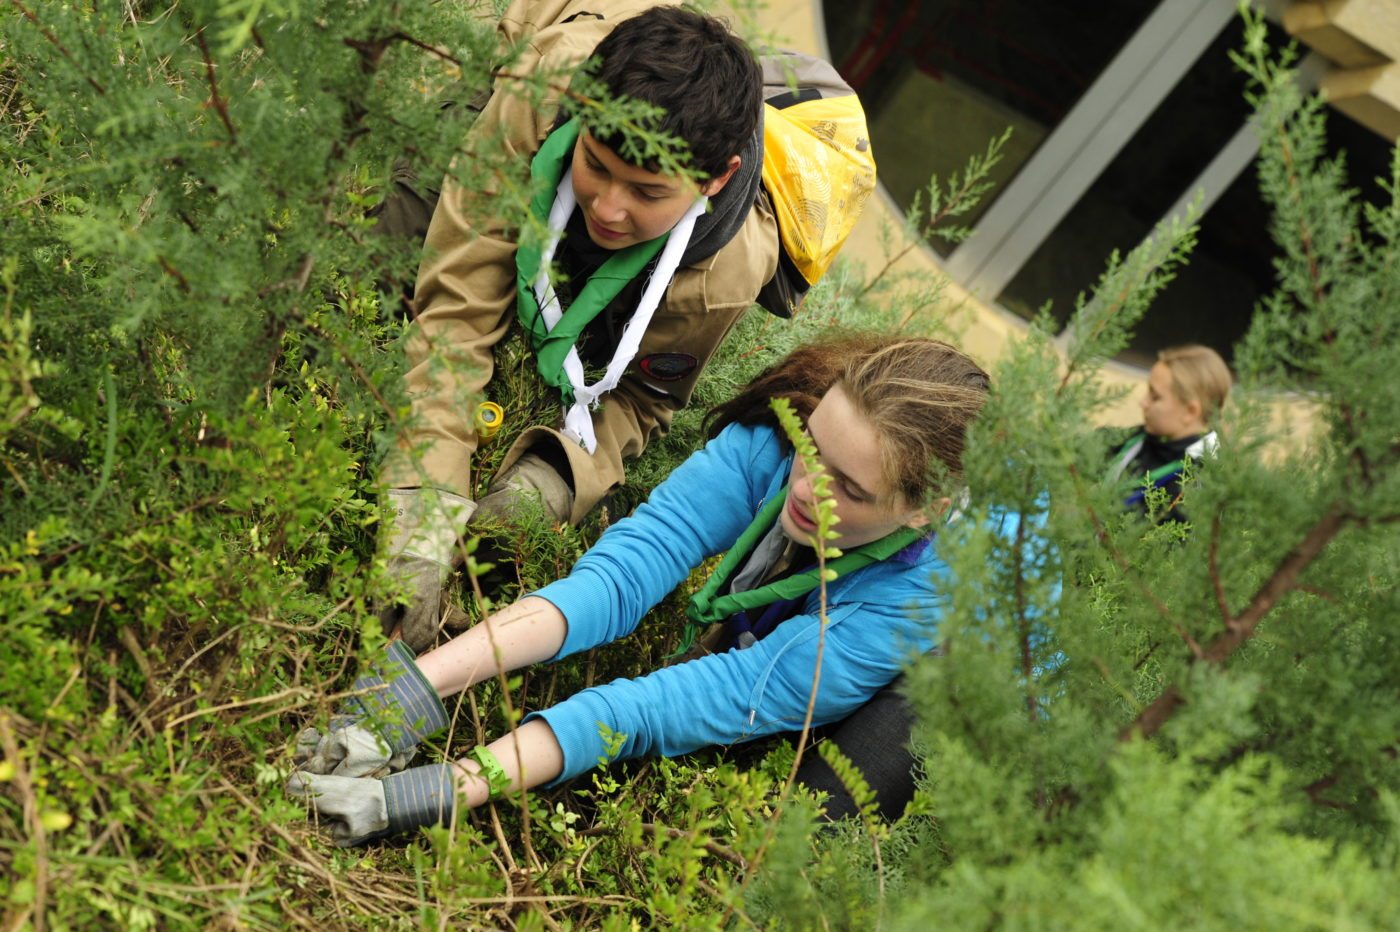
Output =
[
  {"x1": 117, "y1": 625, "x2": 156, "y2": 688},
  {"x1": 0, "y1": 713, "x2": 48, "y2": 931},
  {"x1": 193, "y1": 28, "x2": 237, "y2": 143},
  {"x1": 160, "y1": 685, "x2": 317, "y2": 729}
]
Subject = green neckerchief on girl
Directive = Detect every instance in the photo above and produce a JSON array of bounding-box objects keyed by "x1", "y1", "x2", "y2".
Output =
[
  {"x1": 1109, "y1": 432, "x2": 1190, "y2": 488},
  {"x1": 670, "y1": 483, "x2": 924, "y2": 658},
  {"x1": 515, "y1": 118, "x2": 668, "y2": 405}
]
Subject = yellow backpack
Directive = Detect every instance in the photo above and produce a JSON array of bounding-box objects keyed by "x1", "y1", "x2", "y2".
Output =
[{"x1": 757, "y1": 51, "x2": 877, "y2": 317}]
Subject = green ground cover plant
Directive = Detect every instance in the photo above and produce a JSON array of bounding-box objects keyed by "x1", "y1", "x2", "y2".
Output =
[{"x1": 2, "y1": 1, "x2": 1398, "y2": 929}]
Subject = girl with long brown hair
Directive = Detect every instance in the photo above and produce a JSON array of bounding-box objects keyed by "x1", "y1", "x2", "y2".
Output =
[{"x1": 289, "y1": 335, "x2": 991, "y2": 844}]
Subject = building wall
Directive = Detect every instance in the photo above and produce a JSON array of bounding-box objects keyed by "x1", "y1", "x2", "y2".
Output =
[{"x1": 748, "y1": 0, "x2": 1154, "y2": 427}]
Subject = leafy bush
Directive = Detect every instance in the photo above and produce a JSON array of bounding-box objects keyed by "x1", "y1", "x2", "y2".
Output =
[{"x1": 744, "y1": 9, "x2": 1400, "y2": 929}]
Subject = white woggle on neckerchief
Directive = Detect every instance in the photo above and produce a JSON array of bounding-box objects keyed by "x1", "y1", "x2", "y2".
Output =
[{"x1": 531, "y1": 165, "x2": 707, "y2": 453}]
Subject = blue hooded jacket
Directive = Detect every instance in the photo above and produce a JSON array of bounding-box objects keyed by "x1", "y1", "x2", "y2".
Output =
[{"x1": 526, "y1": 421, "x2": 960, "y2": 784}]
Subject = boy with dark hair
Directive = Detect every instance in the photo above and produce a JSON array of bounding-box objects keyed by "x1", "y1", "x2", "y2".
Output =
[{"x1": 379, "y1": 0, "x2": 778, "y2": 652}]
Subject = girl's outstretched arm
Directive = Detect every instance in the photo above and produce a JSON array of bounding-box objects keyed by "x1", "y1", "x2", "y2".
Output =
[
  {"x1": 451, "y1": 719, "x2": 565, "y2": 808},
  {"x1": 414, "y1": 596, "x2": 568, "y2": 698}
]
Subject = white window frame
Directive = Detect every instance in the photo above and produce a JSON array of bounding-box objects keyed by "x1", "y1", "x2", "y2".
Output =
[{"x1": 939, "y1": 0, "x2": 1298, "y2": 303}]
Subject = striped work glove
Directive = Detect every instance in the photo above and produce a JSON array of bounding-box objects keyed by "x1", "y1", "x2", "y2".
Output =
[
  {"x1": 293, "y1": 640, "x2": 448, "y2": 778},
  {"x1": 287, "y1": 764, "x2": 457, "y2": 846}
]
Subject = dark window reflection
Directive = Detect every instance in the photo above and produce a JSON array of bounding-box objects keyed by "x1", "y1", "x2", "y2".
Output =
[
  {"x1": 825, "y1": 0, "x2": 1155, "y2": 254},
  {"x1": 999, "y1": 17, "x2": 1393, "y2": 364}
]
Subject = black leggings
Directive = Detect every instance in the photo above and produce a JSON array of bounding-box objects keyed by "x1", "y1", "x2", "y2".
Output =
[{"x1": 794, "y1": 677, "x2": 917, "y2": 822}]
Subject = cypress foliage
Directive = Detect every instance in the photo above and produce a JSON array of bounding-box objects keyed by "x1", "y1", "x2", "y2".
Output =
[{"x1": 748, "y1": 8, "x2": 1400, "y2": 928}]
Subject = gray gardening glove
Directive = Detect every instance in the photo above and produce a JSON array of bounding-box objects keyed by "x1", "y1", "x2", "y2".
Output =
[
  {"x1": 293, "y1": 640, "x2": 449, "y2": 778},
  {"x1": 380, "y1": 488, "x2": 476, "y2": 653},
  {"x1": 287, "y1": 763, "x2": 457, "y2": 847},
  {"x1": 293, "y1": 717, "x2": 418, "y2": 779},
  {"x1": 473, "y1": 452, "x2": 574, "y2": 525}
]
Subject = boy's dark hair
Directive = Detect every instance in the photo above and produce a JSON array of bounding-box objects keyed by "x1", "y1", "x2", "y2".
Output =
[{"x1": 587, "y1": 5, "x2": 762, "y2": 179}]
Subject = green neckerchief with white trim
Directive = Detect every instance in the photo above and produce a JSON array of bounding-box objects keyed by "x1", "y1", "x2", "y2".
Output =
[{"x1": 514, "y1": 118, "x2": 667, "y2": 406}]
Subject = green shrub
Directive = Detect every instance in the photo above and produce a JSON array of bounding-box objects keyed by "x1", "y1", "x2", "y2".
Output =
[{"x1": 5, "y1": 2, "x2": 1398, "y2": 929}]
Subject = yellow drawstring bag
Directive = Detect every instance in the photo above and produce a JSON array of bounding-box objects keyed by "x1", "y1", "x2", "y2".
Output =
[{"x1": 761, "y1": 95, "x2": 877, "y2": 287}]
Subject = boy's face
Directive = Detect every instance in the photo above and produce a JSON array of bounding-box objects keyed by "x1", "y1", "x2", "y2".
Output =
[{"x1": 570, "y1": 130, "x2": 739, "y2": 251}]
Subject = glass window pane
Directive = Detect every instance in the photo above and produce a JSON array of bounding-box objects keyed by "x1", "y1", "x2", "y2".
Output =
[
  {"x1": 824, "y1": 0, "x2": 1156, "y2": 254},
  {"x1": 998, "y1": 17, "x2": 1394, "y2": 365}
]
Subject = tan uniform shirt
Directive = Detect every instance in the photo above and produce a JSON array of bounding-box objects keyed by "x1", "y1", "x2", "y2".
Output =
[{"x1": 383, "y1": 0, "x2": 779, "y2": 524}]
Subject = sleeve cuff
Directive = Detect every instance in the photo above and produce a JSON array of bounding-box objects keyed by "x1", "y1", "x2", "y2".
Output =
[
  {"x1": 523, "y1": 691, "x2": 620, "y2": 786},
  {"x1": 383, "y1": 763, "x2": 457, "y2": 835},
  {"x1": 531, "y1": 572, "x2": 618, "y2": 661},
  {"x1": 350, "y1": 640, "x2": 449, "y2": 753}
]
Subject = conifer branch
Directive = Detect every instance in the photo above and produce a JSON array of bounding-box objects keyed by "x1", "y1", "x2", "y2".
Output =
[
  {"x1": 1120, "y1": 686, "x2": 1184, "y2": 742},
  {"x1": 1294, "y1": 584, "x2": 1337, "y2": 603},
  {"x1": 1302, "y1": 773, "x2": 1349, "y2": 810},
  {"x1": 193, "y1": 28, "x2": 237, "y2": 143},
  {"x1": 1066, "y1": 463, "x2": 1176, "y2": 625},
  {"x1": 1208, "y1": 510, "x2": 1230, "y2": 624},
  {"x1": 156, "y1": 255, "x2": 191, "y2": 292},
  {"x1": 1013, "y1": 489, "x2": 1038, "y2": 721},
  {"x1": 861, "y1": 130, "x2": 1009, "y2": 302},
  {"x1": 8, "y1": 0, "x2": 106, "y2": 96},
  {"x1": 343, "y1": 32, "x2": 462, "y2": 69},
  {"x1": 1274, "y1": 132, "x2": 1328, "y2": 311},
  {"x1": 1057, "y1": 279, "x2": 1138, "y2": 395},
  {"x1": 1205, "y1": 502, "x2": 1347, "y2": 662},
  {"x1": 1132, "y1": 640, "x2": 1160, "y2": 672},
  {"x1": 1123, "y1": 502, "x2": 1350, "y2": 740}
]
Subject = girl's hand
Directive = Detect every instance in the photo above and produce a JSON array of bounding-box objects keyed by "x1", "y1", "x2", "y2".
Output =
[{"x1": 293, "y1": 718, "x2": 416, "y2": 778}]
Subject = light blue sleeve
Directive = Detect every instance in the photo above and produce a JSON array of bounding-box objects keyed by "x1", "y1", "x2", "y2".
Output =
[
  {"x1": 532, "y1": 422, "x2": 788, "y2": 660},
  {"x1": 529, "y1": 567, "x2": 944, "y2": 784}
]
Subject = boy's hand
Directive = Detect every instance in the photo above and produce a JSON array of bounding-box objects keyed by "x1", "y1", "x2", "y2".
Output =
[
  {"x1": 379, "y1": 553, "x2": 452, "y2": 653},
  {"x1": 474, "y1": 453, "x2": 574, "y2": 525},
  {"x1": 380, "y1": 488, "x2": 476, "y2": 653}
]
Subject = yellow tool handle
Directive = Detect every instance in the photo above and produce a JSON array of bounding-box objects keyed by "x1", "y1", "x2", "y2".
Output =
[{"x1": 474, "y1": 401, "x2": 504, "y2": 441}]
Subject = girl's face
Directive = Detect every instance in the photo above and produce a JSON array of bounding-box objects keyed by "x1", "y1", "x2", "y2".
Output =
[
  {"x1": 570, "y1": 131, "x2": 737, "y2": 250},
  {"x1": 779, "y1": 384, "x2": 933, "y2": 550},
  {"x1": 1140, "y1": 361, "x2": 1206, "y2": 440}
]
